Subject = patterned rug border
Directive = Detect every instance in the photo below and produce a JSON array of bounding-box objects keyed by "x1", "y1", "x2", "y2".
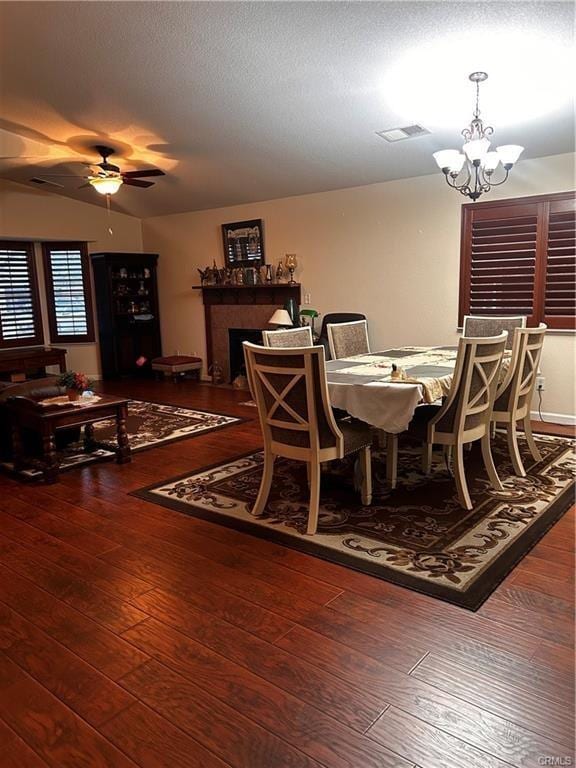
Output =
[
  {"x1": 132, "y1": 436, "x2": 575, "y2": 611},
  {"x1": 118, "y1": 399, "x2": 252, "y2": 451}
]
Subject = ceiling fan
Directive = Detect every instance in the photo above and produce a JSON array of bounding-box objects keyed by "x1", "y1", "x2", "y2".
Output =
[{"x1": 33, "y1": 145, "x2": 165, "y2": 195}]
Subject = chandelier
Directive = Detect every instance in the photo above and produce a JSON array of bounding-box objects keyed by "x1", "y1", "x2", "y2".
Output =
[{"x1": 433, "y1": 72, "x2": 524, "y2": 201}]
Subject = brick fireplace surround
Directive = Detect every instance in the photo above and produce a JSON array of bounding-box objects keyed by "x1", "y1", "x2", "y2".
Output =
[{"x1": 194, "y1": 284, "x2": 301, "y2": 382}]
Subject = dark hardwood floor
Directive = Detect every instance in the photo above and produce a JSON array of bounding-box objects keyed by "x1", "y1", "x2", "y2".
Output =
[{"x1": 0, "y1": 378, "x2": 574, "y2": 768}]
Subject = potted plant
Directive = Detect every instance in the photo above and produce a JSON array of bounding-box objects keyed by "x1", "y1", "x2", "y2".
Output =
[{"x1": 58, "y1": 371, "x2": 92, "y2": 401}]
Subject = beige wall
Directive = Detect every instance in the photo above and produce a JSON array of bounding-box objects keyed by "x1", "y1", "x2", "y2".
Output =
[
  {"x1": 0, "y1": 179, "x2": 143, "y2": 376},
  {"x1": 143, "y1": 153, "x2": 576, "y2": 419}
]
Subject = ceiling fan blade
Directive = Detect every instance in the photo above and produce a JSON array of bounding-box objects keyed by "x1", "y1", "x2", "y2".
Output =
[
  {"x1": 31, "y1": 173, "x2": 83, "y2": 178},
  {"x1": 78, "y1": 183, "x2": 91, "y2": 189},
  {"x1": 122, "y1": 169, "x2": 165, "y2": 178},
  {"x1": 123, "y1": 178, "x2": 154, "y2": 188}
]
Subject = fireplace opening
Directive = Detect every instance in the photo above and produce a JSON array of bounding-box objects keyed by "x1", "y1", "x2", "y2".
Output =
[{"x1": 228, "y1": 328, "x2": 263, "y2": 382}]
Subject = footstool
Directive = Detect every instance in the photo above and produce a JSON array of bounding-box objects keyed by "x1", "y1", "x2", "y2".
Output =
[{"x1": 151, "y1": 356, "x2": 202, "y2": 383}]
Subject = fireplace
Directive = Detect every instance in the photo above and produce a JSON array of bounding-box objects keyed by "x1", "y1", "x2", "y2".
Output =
[
  {"x1": 193, "y1": 283, "x2": 301, "y2": 382},
  {"x1": 228, "y1": 328, "x2": 262, "y2": 382}
]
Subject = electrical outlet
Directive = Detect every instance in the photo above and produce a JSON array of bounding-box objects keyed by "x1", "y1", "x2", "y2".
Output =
[
  {"x1": 536, "y1": 374, "x2": 546, "y2": 392},
  {"x1": 304, "y1": 292, "x2": 311, "y2": 305}
]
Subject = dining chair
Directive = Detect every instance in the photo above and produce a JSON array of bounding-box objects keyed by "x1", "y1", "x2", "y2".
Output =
[
  {"x1": 317, "y1": 312, "x2": 366, "y2": 359},
  {"x1": 462, "y1": 315, "x2": 527, "y2": 349},
  {"x1": 243, "y1": 341, "x2": 372, "y2": 535},
  {"x1": 491, "y1": 324, "x2": 547, "y2": 476},
  {"x1": 327, "y1": 319, "x2": 370, "y2": 360},
  {"x1": 407, "y1": 331, "x2": 508, "y2": 510},
  {"x1": 262, "y1": 326, "x2": 313, "y2": 348}
]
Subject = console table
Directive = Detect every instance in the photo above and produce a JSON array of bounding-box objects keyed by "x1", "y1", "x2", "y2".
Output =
[{"x1": 0, "y1": 347, "x2": 67, "y2": 381}]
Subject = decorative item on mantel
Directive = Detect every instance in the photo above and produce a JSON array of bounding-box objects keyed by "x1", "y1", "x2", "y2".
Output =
[
  {"x1": 285, "y1": 253, "x2": 297, "y2": 285},
  {"x1": 58, "y1": 371, "x2": 93, "y2": 401},
  {"x1": 432, "y1": 72, "x2": 524, "y2": 201},
  {"x1": 275, "y1": 259, "x2": 285, "y2": 282},
  {"x1": 222, "y1": 219, "x2": 265, "y2": 268}
]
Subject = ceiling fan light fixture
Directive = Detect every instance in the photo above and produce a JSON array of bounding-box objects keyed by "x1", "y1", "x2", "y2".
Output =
[{"x1": 89, "y1": 176, "x2": 123, "y2": 195}]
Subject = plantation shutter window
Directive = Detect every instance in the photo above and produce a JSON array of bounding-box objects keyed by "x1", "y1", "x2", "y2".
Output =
[
  {"x1": 544, "y1": 198, "x2": 576, "y2": 329},
  {"x1": 460, "y1": 191, "x2": 576, "y2": 330},
  {"x1": 42, "y1": 242, "x2": 95, "y2": 343},
  {"x1": 0, "y1": 241, "x2": 43, "y2": 349}
]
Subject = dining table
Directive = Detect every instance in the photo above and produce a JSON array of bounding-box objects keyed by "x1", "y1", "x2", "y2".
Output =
[
  {"x1": 326, "y1": 346, "x2": 462, "y2": 432},
  {"x1": 325, "y1": 345, "x2": 494, "y2": 487}
]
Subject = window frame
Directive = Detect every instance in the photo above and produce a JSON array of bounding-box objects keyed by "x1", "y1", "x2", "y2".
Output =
[
  {"x1": 0, "y1": 240, "x2": 44, "y2": 349},
  {"x1": 459, "y1": 191, "x2": 576, "y2": 331},
  {"x1": 42, "y1": 241, "x2": 95, "y2": 344}
]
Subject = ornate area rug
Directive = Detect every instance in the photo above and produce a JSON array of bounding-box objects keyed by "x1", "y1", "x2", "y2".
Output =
[
  {"x1": 135, "y1": 431, "x2": 575, "y2": 609},
  {"x1": 6, "y1": 400, "x2": 243, "y2": 478}
]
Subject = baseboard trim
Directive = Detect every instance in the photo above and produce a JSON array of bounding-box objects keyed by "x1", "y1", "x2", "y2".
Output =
[{"x1": 531, "y1": 410, "x2": 576, "y2": 426}]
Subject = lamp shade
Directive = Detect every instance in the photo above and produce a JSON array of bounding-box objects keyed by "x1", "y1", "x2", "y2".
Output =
[
  {"x1": 482, "y1": 151, "x2": 501, "y2": 172},
  {"x1": 269, "y1": 309, "x2": 293, "y2": 327},
  {"x1": 495, "y1": 145, "x2": 524, "y2": 166},
  {"x1": 89, "y1": 176, "x2": 123, "y2": 195},
  {"x1": 463, "y1": 138, "x2": 491, "y2": 162},
  {"x1": 433, "y1": 149, "x2": 461, "y2": 170}
]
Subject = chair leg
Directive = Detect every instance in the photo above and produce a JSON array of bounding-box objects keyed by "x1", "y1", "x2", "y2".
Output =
[
  {"x1": 422, "y1": 442, "x2": 432, "y2": 475},
  {"x1": 453, "y1": 442, "x2": 472, "y2": 510},
  {"x1": 490, "y1": 421, "x2": 497, "y2": 439},
  {"x1": 444, "y1": 445, "x2": 453, "y2": 475},
  {"x1": 386, "y1": 433, "x2": 398, "y2": 489},
  {"x1": 307, "y1": 460, "x2": 321, "y2": 535},
  {"x1": 506, "y1": 422, "x2": 526, "y2": 477},
  {"x1": 359, "y1": 446, "x2": 372, "y2": 506},
  {"x1": 481, "y1": 432, "x2": 503, "y2": 491},
  {"x1": 523, "y1": 415, "x2": 542, "y2": 463},
  {"x1": 252, "y1": 450, "x2": 275, "y2": 516}
]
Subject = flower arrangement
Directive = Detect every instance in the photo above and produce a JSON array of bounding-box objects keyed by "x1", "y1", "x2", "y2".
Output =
[{"x1": 58, "y1": 371, "x2": 92, "y2": 400}]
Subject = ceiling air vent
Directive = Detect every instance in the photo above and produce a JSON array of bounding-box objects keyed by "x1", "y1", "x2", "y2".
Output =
[
  {"x1": 375, "y1": 125, "x2": 431, "y2": 142},
  {"x1": 29, "y1": 177, "x2": 64, "y2": 189}
]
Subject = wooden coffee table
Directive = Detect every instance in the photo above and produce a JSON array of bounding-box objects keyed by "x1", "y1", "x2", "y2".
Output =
[{"x1": 8, "y1": 394, "x2": 131, "y2": 483}]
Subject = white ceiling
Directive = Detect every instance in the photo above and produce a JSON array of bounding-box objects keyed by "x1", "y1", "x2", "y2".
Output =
[{"x1": 0, "y1": 1, "x2": 573, "y2": 218}]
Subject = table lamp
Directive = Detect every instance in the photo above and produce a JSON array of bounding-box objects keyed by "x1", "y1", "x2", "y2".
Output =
[{"x1": 269, "y1": 309, "x2": 293, "y2": 327}]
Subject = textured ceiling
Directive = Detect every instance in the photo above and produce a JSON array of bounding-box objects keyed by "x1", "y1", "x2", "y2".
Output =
[{"x1": 0, "y1": 1, "x2": 573, "y2": 218}]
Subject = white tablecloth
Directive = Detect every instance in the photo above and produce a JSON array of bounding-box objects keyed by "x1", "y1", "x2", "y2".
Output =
[{"x1": 328, "y1": 380, "x2": 424, "y2": 433}]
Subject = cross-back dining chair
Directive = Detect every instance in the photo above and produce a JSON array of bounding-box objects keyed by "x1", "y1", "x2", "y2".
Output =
[
  {"x1": 262, "y1": 326, "x2": 313, "y2": 348},
  {"x1": 407, "y1": 331, "x2": 508, "y2": 510},
  {"x1": 462, "y1": 315, "x2": 527, "y2": 350},
  {"x1": 243, "y1": 341, "x2": 372, "y2": 535},
  {"x1": 491, "y1": 323, "x2": 547, "y2": 476},
  {"x1": 327, "y1": 319, "x2": 370, "y2": 360}
]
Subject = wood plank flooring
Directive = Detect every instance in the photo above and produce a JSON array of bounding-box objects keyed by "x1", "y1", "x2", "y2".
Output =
[{"x1": 0, "y1": 379, "x2": 573, "y2": 768}]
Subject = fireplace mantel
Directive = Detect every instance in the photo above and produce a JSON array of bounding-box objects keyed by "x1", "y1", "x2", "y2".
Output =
[
  {"x1": 193, "y1": 283, "x2": 301, "y2": 306},
  {"x1": 194, "y1": 283, "x2": 302, "y2": 380}
]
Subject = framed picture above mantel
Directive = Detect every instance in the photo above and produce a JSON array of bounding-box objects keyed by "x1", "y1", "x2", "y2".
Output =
[{"x1": 222, "y1": 219, "x2": 264, "y2": 268}]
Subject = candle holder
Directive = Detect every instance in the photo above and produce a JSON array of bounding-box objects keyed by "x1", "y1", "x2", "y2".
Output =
[{"x1": 285, "y1": 253, "x2": 297, "y2": 285}]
